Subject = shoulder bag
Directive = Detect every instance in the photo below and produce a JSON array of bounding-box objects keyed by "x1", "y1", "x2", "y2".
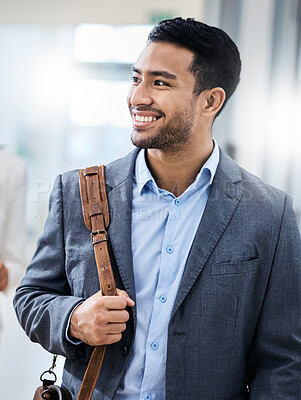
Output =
[{"x1": 33, "y1": 165, "x2": 116, "y2": 400}]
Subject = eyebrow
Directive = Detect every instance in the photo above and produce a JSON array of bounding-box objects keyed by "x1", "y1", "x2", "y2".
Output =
[{"x1": 131, "y1": 66, "x2": 177, "y2": 80}]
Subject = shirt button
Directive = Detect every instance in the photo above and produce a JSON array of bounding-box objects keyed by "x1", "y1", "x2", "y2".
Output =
[
  {"x1": 151, "y1": 341, "x2": 159, "y2": 350},
  {"x1": 166, "y1": 246, "x2": 174, "y2": 254},
  {"x1": 120, "y1": 346, "x2": 129, "y2": 356},
  {"x1": 175, "y1": 199, "x2": 181, "y2": 206},
  {"x1": 159, "y1": 295, "x2": 167, "y2": 303},
  {"x1": 144, "y1": 395, "x2": 151, "y2": 400}
]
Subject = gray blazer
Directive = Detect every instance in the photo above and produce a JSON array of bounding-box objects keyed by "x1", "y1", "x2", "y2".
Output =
[{"x1": 14, "y1": 149, "x2": 301, "y2": 400}]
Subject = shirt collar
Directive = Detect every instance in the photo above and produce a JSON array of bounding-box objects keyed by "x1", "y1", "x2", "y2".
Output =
[
  {"x1": 134, "y1": 139, "x2": 220, "y2": 196},
  {"x1": 134, "y1": 149, "x2": 158, "y2": 195},
  {"x1": 195, "y1": 138, "x2": 220, "y2": 186}
]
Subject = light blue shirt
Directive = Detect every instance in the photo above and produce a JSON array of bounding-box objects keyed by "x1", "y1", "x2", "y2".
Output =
[{"x1": 114, "y1": 141, "x2": 220, "y2": 400}]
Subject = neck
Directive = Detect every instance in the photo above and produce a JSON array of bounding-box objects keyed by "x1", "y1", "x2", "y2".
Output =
[{"x1": 145, "y1": 138, "x2": 214, "y2": 197}]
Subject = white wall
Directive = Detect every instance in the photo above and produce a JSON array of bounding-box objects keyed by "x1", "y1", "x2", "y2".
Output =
[{"x1": 0, "y1": 0, "x2": 204, "y2": 24}]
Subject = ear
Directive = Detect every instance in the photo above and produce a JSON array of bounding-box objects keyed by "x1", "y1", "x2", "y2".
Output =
[{"x1": 203, "y1": 87, "x2": 226, "y2": 117}]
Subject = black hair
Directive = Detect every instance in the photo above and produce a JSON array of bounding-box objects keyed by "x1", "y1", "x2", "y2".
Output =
[{"x1": 147, "y1": 17, "x2": 241, "y2": 115}]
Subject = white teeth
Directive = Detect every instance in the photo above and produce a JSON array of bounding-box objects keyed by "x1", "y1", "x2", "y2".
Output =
[{"x1": 135, "y1": 115, "x2": 157, "y2": 122}]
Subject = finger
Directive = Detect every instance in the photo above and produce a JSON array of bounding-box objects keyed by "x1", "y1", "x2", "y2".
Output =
[
  {"x1": 94, "y1": 309, "x2": 129, "y2": 325},
  {"x1": 101, "y1": 296, "x2": 131, "y2": 310},
  {"x1": 99, "y1": 289, "x2": 135, "y2": 307},
  {"x1": 104, "y1": 309, "x2": 130, "y2": 324},
  {"x1": 102, "y1": 333, "x2": 122, "y2": 345},
  {"x1": 116, "y1": 289, "x2": 135, "y2": 307},
  {"x1": 105, "y1": 322, "x2": 127, "y2": 335},
  {"x1": 116, "y1": 288, "x2": 130, "y2": 298}
]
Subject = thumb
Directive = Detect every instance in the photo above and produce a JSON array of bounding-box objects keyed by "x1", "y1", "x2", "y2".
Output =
[{"x1": 116, "y1": 288, "x2": 135, "y2": 307}]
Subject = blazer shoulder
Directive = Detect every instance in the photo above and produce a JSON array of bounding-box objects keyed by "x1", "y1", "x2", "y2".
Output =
[
  {"x1": 240, "y1": 165, "x2": 287, "y2": 203},
  {"x1": 105, "y1": 148, "x2": 139, "y2": 188},
  {"x1": 61, "y1": 168, "x2": 79, "y2": 187},
  {"x1": 59, "y1": 148, "x2": 139, "y2": 191},
  {"x1": 237, "y1": 165, "x2": 294, "y2": 230},
  {"x1": 219, "y1": 149, "x2": 289, "y2": 218},
  {"x1": 46, "y1": 170, "x2": 80, "y2": 211}
]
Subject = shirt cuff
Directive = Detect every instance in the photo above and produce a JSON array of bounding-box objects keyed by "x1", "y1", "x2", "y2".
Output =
[{"x1": 65, "y1": 301, "x2": 84, "y2": 345}]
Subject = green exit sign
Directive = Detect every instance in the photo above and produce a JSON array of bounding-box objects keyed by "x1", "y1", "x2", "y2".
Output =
[{"x1": 149, "y1": 12, "x2": 175, "y2": 25}]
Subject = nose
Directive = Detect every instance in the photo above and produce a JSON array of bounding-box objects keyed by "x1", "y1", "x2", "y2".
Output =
[{"x1": 128, "y1": 81, "x2": 153, "y2": 106}]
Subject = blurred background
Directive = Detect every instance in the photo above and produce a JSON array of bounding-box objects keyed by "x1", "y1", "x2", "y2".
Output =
[{"x1": 0, "y1": 0, "x2": 300, "y2": 397}]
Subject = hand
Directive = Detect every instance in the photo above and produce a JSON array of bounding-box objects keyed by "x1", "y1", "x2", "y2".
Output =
[
  {"x1": 0, "y1": 262, "x2": 9, "y2": 291},
  {"x1": 69, "y1": 289, "x2": 135, "y2": 346}
]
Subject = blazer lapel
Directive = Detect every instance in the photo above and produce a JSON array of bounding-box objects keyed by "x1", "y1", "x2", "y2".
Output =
[
  {"x1": 105, "y1": 149, "x2": 139, "y2": 304},
  {"x1": 172, "y1": 150, "x2": 244, "y2": 317}
]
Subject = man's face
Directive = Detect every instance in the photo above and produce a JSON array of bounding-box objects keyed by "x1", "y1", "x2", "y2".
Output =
[{"x1": 127, "y1": 42, "x2": 200, "y2": 151}]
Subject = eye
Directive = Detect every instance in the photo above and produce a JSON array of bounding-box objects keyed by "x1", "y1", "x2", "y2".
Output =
[
  {"x1": 154, "y1": 80, "x2": 170, "y2": 87},
  {"x1": 130, "y1": 76, "x2": 140, "y2": 84}
]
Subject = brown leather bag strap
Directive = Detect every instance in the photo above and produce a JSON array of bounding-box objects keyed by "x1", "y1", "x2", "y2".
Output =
[{"x1": 77, "y1": 165, "x2": 117, "y2": 400}]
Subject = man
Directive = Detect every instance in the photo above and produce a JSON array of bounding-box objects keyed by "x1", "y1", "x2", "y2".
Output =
[
  {"x1": 0, "y1": 149, "x2": 25, "y2": 293},
  {"x1": 0, "y1": 149, "x2": 26, "y2": 335},
  {"x1": 14, "y1": 18, "x2": 301, "y2": 399}
]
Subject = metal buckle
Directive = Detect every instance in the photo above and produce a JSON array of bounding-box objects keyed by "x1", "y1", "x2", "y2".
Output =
[{"x1": 90, "y1": 229, "x2": 108, "y2": 245}]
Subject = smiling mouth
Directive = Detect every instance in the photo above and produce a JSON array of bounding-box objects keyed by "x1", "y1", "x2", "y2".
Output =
[
  {"x1": 135, "y1": 115, "x2": 157, "y2": 122},
  {"x1": 132, "y1": 114, "x2": 162, "y2": 127}
]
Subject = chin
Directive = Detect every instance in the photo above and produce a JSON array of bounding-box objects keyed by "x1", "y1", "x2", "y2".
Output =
[
  {"x1": 131, "y1": 131, "x2": 151, "y2": 149},
  {"x1": 131, "y1": 138, "x2": 148, "y2": 149}
]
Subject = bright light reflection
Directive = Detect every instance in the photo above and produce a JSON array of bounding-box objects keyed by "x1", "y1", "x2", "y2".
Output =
[
  {"x1": 74, "y1": 24, "x2": 153, "y2": 64},
  {"x1": 32, "y1": 55, "x2": 76, "y2": 114},
  {"x1": 265, "y1": 86, "x2": 301, "y2": 190},
  {"x1": 69, "y1": 80, "x2": 131, "y2": 128}
]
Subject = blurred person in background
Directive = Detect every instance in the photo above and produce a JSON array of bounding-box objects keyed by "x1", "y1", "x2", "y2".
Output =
[
  {"x1": 0, "y1": 148, "x2": 26, "y2": 329},
  {"x1": 14, "y1": 18, "x2": 301, "y2": 400}
]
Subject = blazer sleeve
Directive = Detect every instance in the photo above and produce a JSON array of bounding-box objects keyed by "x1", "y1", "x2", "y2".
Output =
[
  {"x1": 13, "y1": 174, "x2": 87, "y2": 360},
  {"x1": 247, "y1": 194, "x2": 301, "y2": 398}
]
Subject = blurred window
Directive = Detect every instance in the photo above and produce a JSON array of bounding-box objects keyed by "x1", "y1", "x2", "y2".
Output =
[{"x1": 74, "y1": 24, "x2": 153, "y2": 64}]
